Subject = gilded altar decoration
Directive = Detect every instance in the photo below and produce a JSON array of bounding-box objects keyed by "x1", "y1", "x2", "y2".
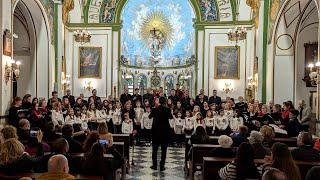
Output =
[
  {"x1": 62, "y1": 0, "x2": 74, "y2": 24},
  {"x1": 246, "y1": 0, "x2": 260, "y2": 27}
]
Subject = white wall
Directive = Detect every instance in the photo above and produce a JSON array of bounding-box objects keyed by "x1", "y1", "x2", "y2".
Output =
[
  {"x1": 65, "y1": 27, "x2": 113, "y2": 98},
  {"x1": 200, "y1": 26, "x2": 255, "y2": 99}
]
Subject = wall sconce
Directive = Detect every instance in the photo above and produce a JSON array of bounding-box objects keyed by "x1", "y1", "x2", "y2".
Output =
[
  {"x1": 62, "y1": 74, "x2": 71, "y2": 89},
  {"x1": 5, "y1": 59, "x2": 21, "y2": 84},
  {"x1": 247, "y1": 75, "x2": 258, "y2": 99},
  {"x1": 84, "y1": 80, "x2": 93, "y2": 92},
  {"x1": 223, "y1": 81, "x2": 234, "y2": 94}
]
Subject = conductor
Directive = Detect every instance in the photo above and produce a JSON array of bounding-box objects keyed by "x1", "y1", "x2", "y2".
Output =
[{"x1": 149, "y1": 97, "x2": 173, "y2": 171}]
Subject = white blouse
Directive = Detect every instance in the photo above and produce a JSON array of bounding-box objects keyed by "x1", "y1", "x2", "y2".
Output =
[{"x1": 141, "y1": 112, "x2": 153, "y2": 130}]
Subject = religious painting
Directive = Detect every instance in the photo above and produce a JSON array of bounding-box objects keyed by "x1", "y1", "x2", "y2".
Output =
[
  {"x1": 3, "y1": 29, "x2": 12, "y2": 56},
  {"x1": 214, "y1": 46, "x2": 240, "y2": 79},
  {"x1": 199, "y1": 0, "x2": 218, "y2": 21},
  {"x1": 303, "y1": 42, "x2": 318, "y2": 87},
  {"x1": 151, "y1": 75, "x2": 161, "y2": 89},
  {"x1": 78, "y1": 47, "x2": 102, "y2": 78},
  {"x1": 100, "y1": 0, "x2": 117, "y2": 23}
]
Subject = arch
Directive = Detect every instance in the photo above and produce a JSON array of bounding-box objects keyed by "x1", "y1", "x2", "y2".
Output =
[
  {"x1": 114, "y1": 0, "x2": 202, "y2": 24},
  {"x1": 164, "y1": 74, "x2": 175, "y2": 95},
  {"x1": 136, "y1": 73, "x2": 147, "y2": 94},
  {"x1": 12, "y1": 0, "x2": 52, "y2": 98}
]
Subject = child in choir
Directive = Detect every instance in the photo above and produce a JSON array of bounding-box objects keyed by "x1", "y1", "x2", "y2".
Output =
[
  {"x1": 113, "y1": 101, "x2": 122, "y2": 134},
  {"x1": 215, "y1": 110, "x2": 230, "y2": 136},
  {"x1": 230, "y1": 110, "x2": 244, "y2": 132},
  {"x1": 194, "y1": 112, "x2": 205, "y2": 129},
  {"x1": 174, "y1": 111, "x2": 185, "y2": 147},
  {"x1": 205, "y1": 110, "x2": 215, "y2": 135},
  {"x1": 141, "y1": 106, "x2": 153, "y2": 146},
  {"x1": 209, "y1": 103, "x2": 218, "y2": 115},
  {"x1": 122, "y1": 112, "x2": 134, "y2": 145},
  {"x1": 192, "y1": 105, "x2": 201, "y2": 116},
  {"x1": 106, "y1": 103, "x2": 114, "y2": 133},
  {"x1": 224, "y1": 102, "x2": 234, "y2": 119},
  {"x1": 134, "y1": 100, "x2": 144, "y2": 144},
  {"x1": 74, "y1": 107, "x2": 88, "y2": 131},
  {"x1": 184, "y1": 110, "x2": 194, "y2": 135},
  {"x1": 65, "y1": 108, "x2": 76, "y2": 125},
  {"x1": 51, "y1": 102, "x2": 64, "y2": 128},
  {"x1": 96, "y1": 104, "x2": 108, "y2": 123},
  {"x1": 122, "y1": 112, "x2": 133, "y2": 134},
  {"x1": 87, "y1": 103, "x2": 98, "y2": 130},
  {"x1": 169, "y1": 110, "x2": 176, "y2": 146}
]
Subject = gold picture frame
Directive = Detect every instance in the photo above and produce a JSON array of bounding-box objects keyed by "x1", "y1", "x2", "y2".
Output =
[
  {"x1": 78, "y1": 46, "x2": 102, "y2": 78},
  {"x1": 214, "y1": 46, "x2": 240, "y2": 79}
]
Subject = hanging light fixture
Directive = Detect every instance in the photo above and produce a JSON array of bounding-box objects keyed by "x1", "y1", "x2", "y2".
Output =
[
  {"x1": 73, "y1": 0, "x2": 91, "y2": 44},
  {"x1": 73, "y1": 29, "x2": 91, "y2": 44},
  {"x1": 227, "y1": 0, "x2": 247, "y2": 46}
]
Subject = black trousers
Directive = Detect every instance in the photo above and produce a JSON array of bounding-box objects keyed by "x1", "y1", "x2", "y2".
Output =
[{"x1": 152, "y1": 142, "x2": 168, "y2": 168}]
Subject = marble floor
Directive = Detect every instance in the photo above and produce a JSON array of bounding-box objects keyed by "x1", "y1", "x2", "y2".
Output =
[{"x1": 126, "y1": 146, "x2": 187, "y2": 180}]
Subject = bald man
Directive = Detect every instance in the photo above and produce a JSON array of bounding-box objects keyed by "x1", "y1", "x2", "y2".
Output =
[{"x1": 36, "y1": 154, "x2": 75, "y2": 180}]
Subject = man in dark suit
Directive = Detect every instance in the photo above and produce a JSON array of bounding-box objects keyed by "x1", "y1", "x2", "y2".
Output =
[
  {"x1": 132, "y1": 88, "x2": 142, "y2": 106},
  {"x1": 195, "y1": 89, "x2": 208, "y2": 102},
  {"x1": 168, "y1": 89, "x2": 179, "y2": 106},
  {"x1": 208, "y1": 89, "x2": 222, "y2": 107},
  {"x1": 48, "y1": 91, "x2": 62, "y2": 110},
  {"x1": 120, "y1": 88, "x2": 132, "y2": 105},
  {"x1": 89, "y1": 89, "x2": 101, "y2": 106},
  {"x1": 63, "y1": 89, "x2": 75, "y2": 107},
  {"x1": 149, "y1": 97, "x2": 173, "y2": 171}
]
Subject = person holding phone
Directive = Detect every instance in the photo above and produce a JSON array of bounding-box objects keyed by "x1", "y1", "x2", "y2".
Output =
[{"x1": 97, "y1": 122, "x2": 113, "y2": 147}]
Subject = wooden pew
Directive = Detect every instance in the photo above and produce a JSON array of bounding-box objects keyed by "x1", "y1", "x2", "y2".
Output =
[
  {"x1": 113, "y1": 141, "x2": 125, "y2": 157},
  {"x1": 113, "y1": 134, "x2": 130, "y2": 161},
  {"x1": 202, "y1": 157, "x2": 320, "y2": 180},
  {"x1": 0, "y1": 172, "x2": 104, "y2": 180}
]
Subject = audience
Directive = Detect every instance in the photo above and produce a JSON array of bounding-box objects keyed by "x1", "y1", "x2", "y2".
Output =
[
  {"x1": 36, "y1": 154, "x2": 75, "y2": 180},
  {"x1": 248, "y1": 131, "x2": 270, "y2": 158},
  {"x1": 219, "y1": 142, "x2": 260, "y2": 180},
  {"x1": 209, "y1": 135, "x2": 235, "y2": 157},
  {"x1": 291, "y1": 132, "x2": 320, "y2": 161},
  {"x1": 262, "y1": 142, "x2": 301, "y2": 180},
  {"x1": 305, "y1": 166, "x2": 320, "y2": 180}
]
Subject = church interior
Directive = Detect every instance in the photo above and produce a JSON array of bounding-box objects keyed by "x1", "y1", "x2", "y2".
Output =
[{"x1": 0, "y1": 0, "x2": 320, "y2": 180}]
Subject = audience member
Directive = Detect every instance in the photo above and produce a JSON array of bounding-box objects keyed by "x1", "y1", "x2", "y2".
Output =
[
  {"x1": 61, "y1": 125, "x2": 82, "y2": 153},
  {"x1": 36, "y1": 154, "x2": 75, "y2": 180},
  {"x1": 291, "y1": 132, "x2": 320, "y2": 161},
  {"x1": 305, "y1": 166, "x2": 320, "y2": 180},
  {"x1": 219, "y1": 142, "x2": 260, "y2": 180},
  {"x1": 231, "y1": 125, "x2": 248, "y2": 147},
  {"x1": 260, "y1": 125, "x2": 275, "y2": 148},
  {"x1": 262, "y1": 142, "x2": 301, "y2": 180},
  {"x1": 248, "y1": 131, "x2": 270, "y2": 158},
  {"x1": 209, "y1": 135, "x2": 235, "y2": 157}
]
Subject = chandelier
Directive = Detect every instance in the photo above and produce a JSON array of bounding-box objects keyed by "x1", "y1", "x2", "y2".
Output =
[
  {"x1": 227, "y1": 0, "x2": 247, "y2": 46},
  {"x1": 73, "y1": 29, "x2": 91, "y2": 44}
]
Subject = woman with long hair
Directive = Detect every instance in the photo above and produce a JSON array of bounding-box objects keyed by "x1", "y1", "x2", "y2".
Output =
[
  {"x1": 97, "y1": 122, "x2": 113, "y2": 147},
  {"x1": 8, "y1": 97, "x2": 23, "y2": 127},
  {"x1": 263, "y1": 142, "x2": 301, "y2": 180},
  {"x1": 219, "y1": 142, "x2": 259, "y2": 180},
  {"x1": 83, "y1": 132, "x2": 100, "y2": 152}
]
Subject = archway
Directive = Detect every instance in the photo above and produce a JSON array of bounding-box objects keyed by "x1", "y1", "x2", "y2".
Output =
[
  {"x1": 269, "y1": 0, "x2": 319, "y2": 107},
  {"x1": 12, "y1": 0, "x2": 51, "y2": 98}
]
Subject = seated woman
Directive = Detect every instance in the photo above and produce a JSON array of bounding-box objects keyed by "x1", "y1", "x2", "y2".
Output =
[
  {"x1": 0, "y1": 134, "x2": 44, "y2": 175},
  {"x1": 219, "y1": 142, "x2": 260, "y2": 180},
  {"x1": 82, "y1": 142, "x2": 113, "y2": 180},
  {"x1": 97, "y1": 122, "x2": 113, "y2": 147},
  {"x1": 248, "y1": 131, "x2": 271, "y2": 159},
  {"x1": 209, "y1": 135, "x2": 235, "y2": 158},
  {"x1": 190, "y1": 126, "x2": 210, "y2": 144},
  {"x1": 262, "y1": 142, "x2": 301, "y2": 180},
  {"x1": 260, "y1": 125, "x2": 275, "y2": 148}
]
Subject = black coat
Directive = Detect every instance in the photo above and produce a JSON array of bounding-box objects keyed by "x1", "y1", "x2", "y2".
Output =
[
  {"x1": 149, "y1": 105, "x2": 173, "y2": 144},
  {"x1": 208, "y1": 96, "x2": 222, "y2": 106},
  {"x1": 291, "y1": 146, "x2": 320, "y2": 161},
  {"x1": 63, "y1": 95, "x2": 76, "y2": 107}
]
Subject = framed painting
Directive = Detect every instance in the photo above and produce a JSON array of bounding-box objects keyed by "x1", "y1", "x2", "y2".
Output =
[
  {"x1": 214, "y1": 46, "x2": 240, "y2": 79},
  {"x1": 3, "y1": 29, "x2": 12, "y2": 56},
  {"x1": 78, "y1": 46, "x2": 102, "y2": 78},
  {"x1": 304, "y1": 42, "x2": 318, "y2": 87}
]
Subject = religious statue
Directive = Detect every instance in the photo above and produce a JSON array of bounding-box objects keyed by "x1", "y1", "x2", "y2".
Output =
[
  {"x1": 62, "y1": 0, "x2": 74, "y2": 24},
  {"x1": 246, "y1": 0, "x2": 260, "y2": 27}
]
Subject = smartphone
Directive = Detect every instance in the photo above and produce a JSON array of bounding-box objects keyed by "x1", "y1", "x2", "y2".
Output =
[
  {"x1": 99, "y1": 139, "x2": 109, "y2": 146},
  {"x1": 30, "y1": 130, "x2": 38, "y2": 137}
]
